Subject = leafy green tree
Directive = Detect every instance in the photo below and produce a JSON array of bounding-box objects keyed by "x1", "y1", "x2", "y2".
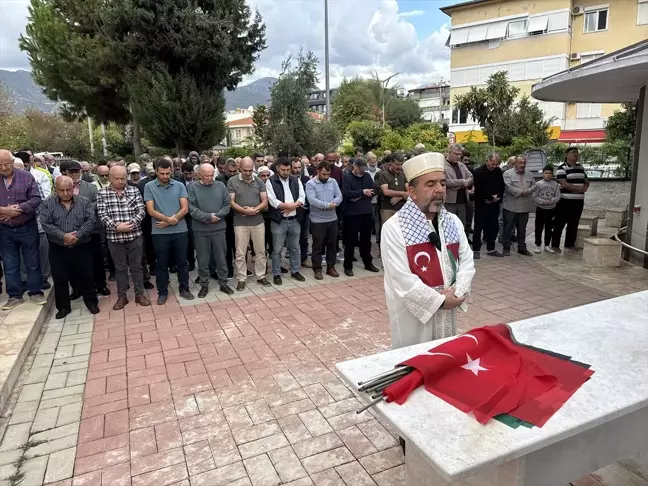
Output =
[
  {"x1": 266, "y1": 51, "x2": 320, "y2": 155},
  {"x1": 454, "y1": 71, "x2": 519, "y2": 146},
  {"x1": 347, "y1": 120, "x2": 384, "y2": 153},
  {"x1": 128, "y1": 67, "x2": 226, "y2": 154},
  {"x1": 604, "y1": 103, "x2": 636, "y2": 179},
  {"x1": 380, "y1": 129, "x2": 413, "y2": 152},
  {"x1": 403, "y1": 123, "x2": 448, "y2": 151},
  {"x1": 222, "y1": 146, "x2": 251, "y2": 159},
  {"x1": 252, "y1": 104, "x2": 269, "y2": 148},
  {"x1": 308, "y1": 120, "x2": 341, "y2": 155},
  {"x1": 385, "y1": 98, "x2": 421, "y2": 130},
  {"x1": 0, "y1": 83, "x2": 14, "y2": 117},
  {"x1": 331, "y1": 78, "x2": 375, "y2": 129}
]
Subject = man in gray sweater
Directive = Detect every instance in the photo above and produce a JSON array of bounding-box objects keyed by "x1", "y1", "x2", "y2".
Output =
[{"x1": 188, "y1": 164, "x2": 233, "y2": 297}]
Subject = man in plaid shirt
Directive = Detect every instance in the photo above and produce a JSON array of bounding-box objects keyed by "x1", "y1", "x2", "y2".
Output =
[{"x1": 97, "y1": 165, "x2": 151, "y2": 310}]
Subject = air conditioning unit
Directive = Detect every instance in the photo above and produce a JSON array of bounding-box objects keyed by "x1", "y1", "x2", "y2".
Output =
[
  {"x1": 571, "y1": 52, "x2": 581, "y2": 60},
  {"x1": 572, "y1": 5, "x2": 585, "y2": 15}
]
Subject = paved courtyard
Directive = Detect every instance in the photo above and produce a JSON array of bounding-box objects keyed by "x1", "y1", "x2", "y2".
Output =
[{"x1": 0, "y1": 247, "x2": 646, "y2": 486}]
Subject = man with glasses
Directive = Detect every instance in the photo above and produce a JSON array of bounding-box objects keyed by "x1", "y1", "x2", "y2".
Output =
[
  {"x1": 341, "y1": 158, "x2": 380, "y2": 277},
  {"x1": 444, "y1": 143, "x2": 473, "y2": 229}
]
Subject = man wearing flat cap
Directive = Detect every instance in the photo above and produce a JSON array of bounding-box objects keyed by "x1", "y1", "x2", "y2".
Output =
[{"x1": 381, "y1": 152, "x2": 475, "y2": 348}]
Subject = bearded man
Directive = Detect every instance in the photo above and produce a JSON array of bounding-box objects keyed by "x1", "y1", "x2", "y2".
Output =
[{"x1": 381, "y1": 152, "x2": 475, "y2": 349}]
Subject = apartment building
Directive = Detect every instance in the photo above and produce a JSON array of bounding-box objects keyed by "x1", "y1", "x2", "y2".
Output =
[
  {"x1": 407, "y1": 82, "x2": 452, "y2": 124},
  {"x1": 441, "y1": 0, "x2": 648, "y2": 145}
]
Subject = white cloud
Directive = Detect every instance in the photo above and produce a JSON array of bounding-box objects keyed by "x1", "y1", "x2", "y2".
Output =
[
  {"x1": 1, "y1": 0, "x2": 450, "y2": 91},
  {"x1": 398, "y1": 10, "x2": 426, "y2": 18}
]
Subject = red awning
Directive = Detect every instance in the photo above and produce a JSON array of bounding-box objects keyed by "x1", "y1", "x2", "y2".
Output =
[{"x1": 558, "y1": 130, "x2": 606, "y2": 143}]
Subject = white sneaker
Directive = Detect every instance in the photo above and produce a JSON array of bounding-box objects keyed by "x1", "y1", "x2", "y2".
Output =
[
  {"x1": 534, "y1": 246, "x2": 541, "y2": 254},
  {"x1": 545, "y1": 247, "x2": 555, "y2": 254}
]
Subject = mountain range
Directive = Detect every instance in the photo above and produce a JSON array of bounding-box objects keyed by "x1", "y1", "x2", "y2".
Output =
[{"x1": 0, "y1": 70, "x2": 277, "y2": 114}]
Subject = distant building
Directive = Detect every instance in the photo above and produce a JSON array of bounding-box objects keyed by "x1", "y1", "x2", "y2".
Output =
[
  {"x1": 225, "y1": 108, "x2": 254, "y2": 147},
  {"x1": 407, "y1": 82, "x2": 452, "y2": 124},
  {"x1": 308, "y1": 88, "x2": 339, "y2": 115}
]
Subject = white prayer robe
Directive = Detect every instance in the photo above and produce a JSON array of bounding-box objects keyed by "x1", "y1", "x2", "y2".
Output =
[{"x1": 381, "y1": 210, "x2": 475, "y2": 349}]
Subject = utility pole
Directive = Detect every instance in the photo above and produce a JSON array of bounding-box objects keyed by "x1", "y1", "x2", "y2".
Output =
[
  {"x1": 87, "y1": 117, "x2": 95, "y2": 157},
  {"x1": 380, "y1": 72, "x2": 400, "y2": 128},
  {"x1": 324, "y1": 0, "x2": 331, "y2": 119},
  {"x1": 100, "y1": 123, "x2": 108, "y2": 156}
]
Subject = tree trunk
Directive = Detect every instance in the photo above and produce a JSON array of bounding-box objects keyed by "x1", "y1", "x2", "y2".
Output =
[{"x1": 131, "y1": 106, "x2": 142, "y2": 156}]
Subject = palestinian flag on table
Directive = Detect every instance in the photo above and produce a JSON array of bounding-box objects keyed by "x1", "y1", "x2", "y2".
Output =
[{"x1": 382, "y1": 325, "x2": 594, "y2": 428}]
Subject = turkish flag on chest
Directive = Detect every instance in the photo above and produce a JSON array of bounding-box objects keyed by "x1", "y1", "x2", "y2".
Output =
[
  {"x1": 406, "y1": 242, "x2": 458, "y2": 288},
  {"x1": 384, "y1": 325, "x2": 593, "y2": 426}
]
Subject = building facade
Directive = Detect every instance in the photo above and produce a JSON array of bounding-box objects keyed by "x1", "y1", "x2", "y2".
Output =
[
  {"x1": 407, "y1": 82, "x2": 452, "y2": 124},
  {"x1": 442, "y1": 0, "x2": 648, "y2": 144},
  {"x1": 308, "y1": 88, "x2": 339, "y2": 115}
]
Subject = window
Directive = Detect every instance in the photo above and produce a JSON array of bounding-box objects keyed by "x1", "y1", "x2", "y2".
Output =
[
  {"x1": 507, "y1": 19, "x2": 527, "y2": 38},
  {"x1": 639, "y1": 0, "x2": 648, "y2": 25},
  {"x1": 450, "y1": 27, "x2": 470, "y2": 46},
  {"x1": 577, "y1": 103, "x2": 601, "y2": 118},
  {"x1": 234, "y1": 129, "x2": 242, "y2": 138},
  {"x1": 580, "y1": 53, "x2": 604, "y2": 64},
  {"x1": 584, "y1": 9, "x2": 608, "y2": 32},
  {"x1": 467, "y1": 24, "x2": 488, "y2": 43},
  {"x1": 547, "y1": 11, "x2": 569, "y2": 32},
  {"x1": 485, "y1": 21, "x2": 508, "y2": 40},
  {"x1": 527, "y1": 15, "x2": 549, "y2": 35},
  {"x1": 451, "y1": 108, "x2": 468, "y2": 124}
]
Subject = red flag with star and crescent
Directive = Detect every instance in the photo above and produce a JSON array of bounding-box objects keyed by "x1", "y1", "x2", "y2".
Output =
[{"x1": 382, "y1": 325, "x2": 594, "y2": 426}]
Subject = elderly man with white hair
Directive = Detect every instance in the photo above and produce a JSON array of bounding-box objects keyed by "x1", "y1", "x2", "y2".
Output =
[
  {"x1": 188, "y1": 163, "x2": 233, "y2": 297},
  {"x1": 381, "y1": 152, "x2": 475, "y2": 349}
]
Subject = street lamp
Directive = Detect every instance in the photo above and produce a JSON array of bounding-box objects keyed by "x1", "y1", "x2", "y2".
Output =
[
  {"x1": 324, "y1": 0, "x2": 331, "y2": 119},
  {"x1": 380, "y1": 72, "x2": 400, "y2": 128}
]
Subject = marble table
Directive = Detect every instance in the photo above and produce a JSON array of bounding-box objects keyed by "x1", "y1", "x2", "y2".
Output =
[{"x1": 336, "y1": 291, "x2": 648, "y2": 486}]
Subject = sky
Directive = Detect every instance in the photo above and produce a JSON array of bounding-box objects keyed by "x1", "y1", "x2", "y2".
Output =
[{"x1": 0, "y1": 0, "x2": 457, "y2": 91}]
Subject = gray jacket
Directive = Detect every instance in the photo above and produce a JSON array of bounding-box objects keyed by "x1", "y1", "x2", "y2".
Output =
[
  {"x1": 444, "y1": 160, "x2": 473, "y2": 204},
  {"x1": 188, "y1": 181, "x2": 230, "y2": 235},
  {"x1": 502, "y1": 168, "x2": 536, "y2": 214}
]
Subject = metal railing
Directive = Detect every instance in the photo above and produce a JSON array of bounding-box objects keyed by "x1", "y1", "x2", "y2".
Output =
[{"x1": 613, "y1": 226, "x2": 648, "y2": 257}]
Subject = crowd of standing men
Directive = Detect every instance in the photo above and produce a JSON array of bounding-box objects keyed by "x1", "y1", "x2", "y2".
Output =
[{"x1": 0, "y1": 143, "x2": 588, "y2": 319}]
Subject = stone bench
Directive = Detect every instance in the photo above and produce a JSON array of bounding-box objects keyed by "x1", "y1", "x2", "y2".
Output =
[
  {"x1": 337, "y1": 291, "x2": 648, "y2": 486},
  {"x1": 583, "y1": 237, "x2": 623, "y2": 267},
  {"x1": 605, "y1": 209, "x2": 626, "y2": 228},
  {"x1": 579, "y1": 215, "x2": 599, "y2": 236},
  {"x1": 575, "y1": 225, "x2": 591, "y2": 249}
]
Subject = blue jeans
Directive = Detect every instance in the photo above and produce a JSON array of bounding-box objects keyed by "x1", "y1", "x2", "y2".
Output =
[
  {"x1": 0, "y1": 220, "x2": 43, "y2": 298},
  {"x1": 299, "y1": 214, "x2": 310, "y2": 263},
  {"x1": 271, "y1": 219, "x2": 301, "y2": 276},
  {"x1": 152, "y1": 232, "x2": 189, "y2": 296}
]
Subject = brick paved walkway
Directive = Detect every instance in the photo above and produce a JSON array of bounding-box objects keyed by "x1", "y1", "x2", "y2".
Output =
[{"x1": 0, "y1": 253, "x2": 643, "y2": 486}]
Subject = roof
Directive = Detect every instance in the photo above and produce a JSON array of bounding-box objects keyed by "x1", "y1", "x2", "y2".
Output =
[
  {"x1": 226, "y1": 116, "x2": 253, "y2": 128},
  {"x1": 440, "y1": 0, "x2": 490, "y2": 15},
  {"x1": 532, "y1": 39, "x2": 648, "y2": 103},
  {"x1": 408, "y1": 82, "x2": 450, "y2": 93}
]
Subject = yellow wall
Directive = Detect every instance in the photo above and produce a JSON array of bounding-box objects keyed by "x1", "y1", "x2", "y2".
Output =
[
  {"x1": 447, "y1": 0, "x2": 570, "y2": 26},
  {"x1": 451, "y1": 80, "x2": 537, "y2": 101},
  {"x1": 451, "y1": 33, "x2": 570, "y2": 69}
]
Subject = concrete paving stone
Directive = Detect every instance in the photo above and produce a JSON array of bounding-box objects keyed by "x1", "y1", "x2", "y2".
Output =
[
  {"x1": 42, "y1": 384, "x2": 85, "y2": 401},
  {"x1": 58, "y1": 334, "x2": 92, "y2": 345},
  {"x1": 0, "y1": 450, "x2": 22, "y2": 467},
  {"x1": 300, "y1": 446, "x2": 355, "y2": 475},
  {"x1": 277, "y1": 416, "x2": 311, "y2": 445},
  {"x1": 298, "y1": 410, "x2": 333, "y2": 437},
  {"x1": 39, "y1": 393, "x2": 83, "y2": 410},
  {"x1": 335, "y1": 461, "x2": 376, "y2": 486},
  {"x1": 18, "y1": 383, "x2": 45, "y2": 403},
  {"x1": 60, "y1": 325, "x2": 79, "y2": 337},
  {"x1": 73, "y1": 342, "x2": 92, "y2": 356},
  {"x1": 31, "y1": 422, "x2": 79, "y2": 442},
  {"x1": 25, "y1": 366, "x2": 52, "y2": 384},
  {"x1": 336, "y1": 426, "x2": 378, "y2": 459},
  {"x1": 267, "y1": 446, "x2": 307, "y2": 483},
  {"x1": 25, "y1": 433, "x2": 78, "y2": 458},
  {"x1": 208, "y1": 433, "x2": 241, "y2": 467},
  {"x1": 55, "y1": 345, "x2": 75, "y2": 359},
  {"x1": 31, "y1": 407, "x2": 60, "y2": 433},
  {"x1": 32, "y1": 353, "x2": 55, "y2": 368},
  {"x1": 131, "y1": 463, "x2": 188, "y2": 486},
  {"x1": 44, "y1": 447, "x2": 76, "y2": 483},
  {"x1": 292, "y1": 432, "x2": 344, "y2": 460},
  {"x1": 372, "y1": 465, "x2": 405, "y2": 486},
  {"x1": 243, "y1": 454, "x2": 281, "y2": 486},
  {"x1": 56, "y1": 402, "x2": 83, "y2": 427},
  {"x1": 357, "y1": 447, "x2": 404, "y2": 475},
  {"x1": 65, "y1": 369, "x2": 87, "y2": 387},
  {"x1": 232, "y1": 421, "x2": 282, "y2": 445},
  {"x1": 0, "y1": 463, "x2": 16, "y2": 481},
  {"x1": 20, "y1": 455, "x2": 48, "y2": 486},
  {"x1": 52, "y1": 356, "x2": 89, "y2": 368},
  {"x1": 8, "y1": 400, "x2": 39, "y2": 425},
  {"x1": 49, "y1": 362, "x2": 88, "y2": 374},
  {"x1": 44, "y1": 371, "x2": 69, "y2": 390},
  {"x1": 0, "y1": 423, "x2": 31, "y2": 452},
  {"x1": 238, "y1": 433, "x2": 289, "y2": 460},
  {"x1": 190, "y1": 461, "x2": 248, "y2": 486},
  {"x1": 183, "y1": 440, "x2": 215, "y2": 476}
]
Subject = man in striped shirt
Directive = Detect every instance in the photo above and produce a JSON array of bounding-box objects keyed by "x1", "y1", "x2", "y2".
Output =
[
  {"x1": 551, "y1": 147, "x2": 589, "y2": 251},
  {"x1": 40, "y1": 176, "x2": 99, "y2": 319},
  {"x1": 98, "y1": 166, "x2": 151, "y2": 310}
]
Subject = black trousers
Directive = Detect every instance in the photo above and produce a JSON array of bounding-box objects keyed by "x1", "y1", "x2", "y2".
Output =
[
  {"x1": 264, "y1": 216, "x2": 274, "y2": 256},
  {"x1": 50, "y1": 242, "x2": 98, "y2": 311},
  {"x1": 551, "y1": 198, "x2": 584, "y2": 249},
  {"x1": 186, "y1": 215, "x2": 196, "y2": 268},
  {"x1": 502, "y1": 209, "x2": 529, "y2": 251},
  {"x1": 142, "y1": 216, "x2": 156, "y2": 273},
  {"x1": 311, "y1": 220, "x2": 338, "y2": 269},
  {"x1": 535, "y1": 207, "x2": 556, "y2": 247},
  {"x1": 343, "y1": 214, "x2": 373, "y2": 270},
  {"x1": 225, "y1": 214, "x2": 235, "y2": 277},
  {"x1": 473, "y1": 203, "x2": 500, "y2": 252},
  {"x1": 90, "y1": 233, "x2": 107, "y2": 289}
]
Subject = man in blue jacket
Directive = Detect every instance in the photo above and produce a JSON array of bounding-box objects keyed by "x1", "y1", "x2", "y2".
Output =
[{"x1": 341, "y1": 158, "x2": 380, "y2": 277}]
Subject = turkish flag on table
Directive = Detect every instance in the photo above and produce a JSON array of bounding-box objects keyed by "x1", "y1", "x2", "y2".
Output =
[{"x1": 383, "y1": 325, "x2": 593, "y2": 426}]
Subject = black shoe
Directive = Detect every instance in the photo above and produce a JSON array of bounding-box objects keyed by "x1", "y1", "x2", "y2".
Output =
[
  {"x1": 0, "y1": 283, "x2": 3, "y2": 295},
  {"x1": 236, "y1": 281, "x2": 246, "y2": 291},
  {"x1": 96, "y1": 287, "x2": 111, "y2": 296},
  {"x1": 344, "y1": 269, "x2": 354, "y2": 277},
  {"x1": 198, "y1": 287, "x2": 209, "y2": 298},
  {"x1": 487, "y1": 250, "x2": 503, "y2": 258},
  {"x1": 87, "y1": 305, "x2": 100, "y2": 315},
  {"x1": 55, "y1": 309, "x2": 71, "y2": 319},
  {"x1": 364, "y1": 263, "x2": 379, "y2": 273},
  {"x1": 70, "y1": 290, "x2": 81, "y2": 301},
  {"x1": 518, "y1": 249, "x2": 533, "y2": 257},
  {"x1": 291, "y1": 272, "x2": 306, "y2": 282},
  {"x1": 108, "y1": 273, "x2": 116, "y2": 282},
  {"x1": 503, "y1": 248, "x2": 511, "y2": 257},
  {"x1": 144, "y1": 281, "x2": 155, "y2": 290},
  {"x1": 179, "y1": 289, "x2": 194, "y2": 300},
  {"x1": 220, "y1": 285, "x2": 234, "y2": 295},
  {"x1": 194, "y1": 276, "x2": 201, "y2": 284},
  {"x1": 280, "y1": 267, "x2": 288, "y2": 274},
  {"x1": 273, "y1": 275, "x2": 282, "y2": 285},
  {"x1": 210, "y1": 272, "x2": 219, "y2": 280},
  {"x1": 157, "y1": 294, "x2": 168, "y2": 305},
  {"x1": 473, "y1": 251, "x2": 481, "y2": 260},
  {"x1": 42, "y1": 281, "x2": 51, "y2": 290},
  {"x1": 188, "y1": 264, "x2": 195, "y2": 272},
  {"x1": 352, "y1": 256, "x2": 358, "y2": 262},
  {"x1": 257, "y1": 278, "x2": 271, "y2": 287},
  {"x1": 246, "y1": 269, "x2": 253, "y2": 277}
]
